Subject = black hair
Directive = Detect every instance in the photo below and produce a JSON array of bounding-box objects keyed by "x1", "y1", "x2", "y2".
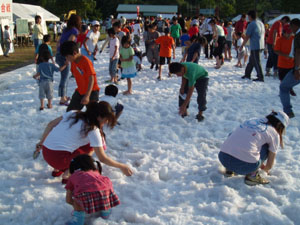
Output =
[
  {"x1": 81, "y1": 24, "x2": 88, "y2": 33},
  {"x1": 169, "y1": 62, "x2": 184, "y2": 74},
  {"x1": 4, "y1": 25, "x2": 9, "y2": 29},
  {"x1": 281, "y1": 16, "x2": 290, "y2": 23},
  {"x1": 190, "y1": 35, "x2": 198, "y2": 42},
  {"x1": 164, "y1": 27, "x2": 170, "y2": 34},
  {"x1": 182, "y1": 28, "x2": 187, "y2": 33},
  {"x1": 37, "y1": 44, "x2": 51, "y2": 64},
  {"x1": 241, "y1": 13, "x2": 247, "y2": 19},
  {"x1": 60, "y1": 41, "x2": 79, "y2": 57},
  {"x1": 107, "y1": 28, "x2": 115, "y2": 36},
  {"x1": 69, "y1": 154, "x2": 102, "y2": 175},
  {"x1": 290, "y1": 18, "x2": 300, "y2": 27},
  {"x1": 265, "y1": 112, "x2": 285, "y2": 148},
  {"x1": 39, "y1": 49, "x2": 51, "y2": 63},
  {"x1": 69, "y1": 101, "x2": 117, "y2": 137},
  {"x1": 197, "y1": 36, "x2": 207, "y2": 46},
  {"x1": 35, "y1": 15, "x2": 41, "y2": 24},
  {"x1": 113, "y1": 21, "x2": 121, "y2": 28},
  {"x1": 43, "y1": 34, "x2": 51, "y2": 43},
  {"x1": 209, "y1": 18, "x2": 217, "y2": 25},
  {"x1": 247, "y1": 10, "x2": 257, "y2": 20},
  {"x1": 105, "y1": 84, "x2": 118, "y2": 97},
  {"x1": 121, "y1": 35, "x2": 131, "y2": 46}
]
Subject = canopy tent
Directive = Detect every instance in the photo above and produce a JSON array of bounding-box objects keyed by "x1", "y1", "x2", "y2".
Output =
[
  {"x1": 117, "y1": 13, "x2": 138, "y2": 20},
  {"x1": 12, "y1": 3, "x2": 60, "y2": 23},
  {"x1": 267, "y1": 14, "x2": 300, "y2": 25}
]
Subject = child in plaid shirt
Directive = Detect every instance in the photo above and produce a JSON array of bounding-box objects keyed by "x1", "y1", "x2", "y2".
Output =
[{"x1": 65, "y1": 154, "x2": 120, "y2": 225}]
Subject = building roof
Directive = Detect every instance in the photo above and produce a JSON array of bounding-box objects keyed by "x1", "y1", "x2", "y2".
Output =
[
  {"x1": 117, "y1": 4, "x2": 178, "y2": 14},
  {"x1": 13, "y1": 3, "x2": 60, "y2": 22}
]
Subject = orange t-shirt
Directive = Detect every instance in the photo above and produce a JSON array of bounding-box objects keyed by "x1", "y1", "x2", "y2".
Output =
[
  {"x1": 155, "y1": 35, "x2": 175, "y2": 57},
  {"x1": 71, "y1": 56, "x2": 100, "y2": 95},
  {"x1": 274, "y1": 36, "x2": 294, "y2": 69}
]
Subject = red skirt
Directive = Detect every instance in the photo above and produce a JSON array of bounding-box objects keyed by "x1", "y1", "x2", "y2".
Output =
[{"x1": 74, "y1": 190, "x2": 120, "y2": 214}]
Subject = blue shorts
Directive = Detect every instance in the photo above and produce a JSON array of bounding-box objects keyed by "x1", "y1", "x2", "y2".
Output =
[{"x1": 218, "y1": 144, "x2": 269, "y2": 175}]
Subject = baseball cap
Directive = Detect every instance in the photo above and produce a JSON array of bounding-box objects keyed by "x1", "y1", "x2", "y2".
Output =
[
  {"x1": 92, "y1": 20, "x2": 100, "y2": 26},
  {"x1": 157, "y1": 14, "x2": 162, "y2": 18},
  {"x1": 270, "y1": 111, "x2": 289, "y2": 128},
  {"x1": 283, "y1": 24, "x2": 292, "y2": 34}
]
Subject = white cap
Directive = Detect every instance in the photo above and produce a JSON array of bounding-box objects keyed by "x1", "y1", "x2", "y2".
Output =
[
  {"x1": 157, "y1": 14, "x2": 162, "y2": 18},
  {"x1": 110, "y1": 15, "x2": 114, "y2": 19},
  {"x1": 272, "y1": 111, "x2": 289, "y2": 128},
  {"x1": 92, "y1": 20, "x2": 100, "y2": 26}
]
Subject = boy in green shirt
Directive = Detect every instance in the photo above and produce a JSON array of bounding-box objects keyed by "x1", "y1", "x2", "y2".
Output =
[{"x1": 169, "y1": 62, "x2": 209, "y2": 121}]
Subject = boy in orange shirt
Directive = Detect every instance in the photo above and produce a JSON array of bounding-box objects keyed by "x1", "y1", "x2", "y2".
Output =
[
  {"x1": 155, "y1": 28, "x2": 176, "y2": 80},
  {"x1": 274, "y1": 24, "x2": 296, "y2": 96},
  {"x1": 60, "y1": 41, "x2": 100, "y2": 111}
]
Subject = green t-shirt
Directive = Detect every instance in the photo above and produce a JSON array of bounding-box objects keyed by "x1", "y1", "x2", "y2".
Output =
[
  {"x1": 171, "y1": 24, "x2": 181, "y2": 38},
  {"x1": 182, "y1": 62, "x2": 208, "y2": 87},
  {"x1": 120, "y1": 47, "x2": 135, "y2": 69}
]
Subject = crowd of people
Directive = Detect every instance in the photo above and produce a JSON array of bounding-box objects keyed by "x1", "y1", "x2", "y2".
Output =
[{"x1": 28, "y1": 11, "x2": 300, "y2": 225}]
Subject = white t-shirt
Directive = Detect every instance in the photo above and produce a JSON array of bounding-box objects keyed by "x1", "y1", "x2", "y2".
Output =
[
  {"x1": 216, "y1": 25, "x2": 225, "y2": 37},
  {"x1": 100, "y1": 95, "x2": 118, "y2": 109},
  {"x1": 133, "y1": 23, "x2": 141, "y2": 35},
  {"x1": 109, "y1": 37, "x2": 120, "y2": 58},
  {"x1": 43, "y1": 111, "x2": 103, "y2": 152},
  {"x1": 237, "y1": 37, "x2": 245, "y2": 52},
  {"x1": 220, "y1": 118, "x2": 280, "y2": 163},
  {"x1": 84, "y1": 30, "x2": 100, "y2": 52}
]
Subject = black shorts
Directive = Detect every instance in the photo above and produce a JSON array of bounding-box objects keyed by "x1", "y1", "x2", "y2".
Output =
[
  {"x1": 159, "y1": 57, "x2": 171, "y2": 65},
  {"x1": 67, "y1": 90, "x2": 99, "y2": 112}
]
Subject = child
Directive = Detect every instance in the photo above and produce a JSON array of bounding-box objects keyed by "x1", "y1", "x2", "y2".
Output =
[
  {"x1": 65, "y1": 154, "x2": 120, "y2": 225},
  {"x1": 35, "y1": 34, "x2": 55, "y2": 65},
  {"x1": 218, "y1": 111, "x2": 289, "y2": 186},
  {"x1": 100, "y1": 84, "x2": 124, "y2": 121},
  {"x1": 33, "y1": 50, "x2": 67, "y2": 110},
  {"x1": 169, "y1": 62, "x2": 209, "y2": 122},
  {"x1": 235, "y1": 32, "x2": 245, "y2": 68},
  {"x1": 180, "y1": 29, "x2": 190, "y2": 57},
  {"x1": 108, "y1": 28, "x2": 120, "y2": 84},
  {"x1": 181, "y1": 35, "x2": 207, "y2": 64},
  {"x1": 132, "y1": 43, "x2": 143, "y2": 71},
  {"x1": 60, "y1": 41, "x2": 100, "y2": 112},
  {"x1": 155, "y1": 28, "x2": 176, "y2": 80},
  {"x1": 120, "y1": 36, "x2": 137, "y2": 95}
]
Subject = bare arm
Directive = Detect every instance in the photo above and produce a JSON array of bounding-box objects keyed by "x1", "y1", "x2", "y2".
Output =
[
  {"x1": 100, "y1": 36, "x2": 109, "y2": 53},
  {"x1": 112, "y1": 46, "x2": 118, "y2": 60},
  {"x1": 240, "y1": 35, "x2": 250, "y2": 51},
  {"x1": 179, "y1": 85, "x2": 194, "y2": 115},
  {"x1": 262, "y1": 151, "x2": 276, "y2": 173},
  {"x1": 274, "y1": 50, "x2": 289, "y2": 58},
  {"x1": 66, "y1": 190, "x2": 73, "y2": 205},
  {"x1": 94, "y1": 146, "x2": 133, "y2": 176},
  {"x1": 81, "y1": 75, "x2": 94, "y2": 105},
  {"x1": 83, "y1": 37, "x2": 91, "y2": 55},
  {"x1": 36, "y1": 116, "x2": 63, "y2": 151}
]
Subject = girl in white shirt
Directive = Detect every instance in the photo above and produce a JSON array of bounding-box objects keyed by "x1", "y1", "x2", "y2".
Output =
[
  {"x1": 34, "y1": 101, "x2": 132, "y2": 183},
  {"x1": 218, "y1": 111, "x2": 289, "y2": 186}
]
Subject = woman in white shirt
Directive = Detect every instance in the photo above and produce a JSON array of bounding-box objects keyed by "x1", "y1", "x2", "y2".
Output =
[
  {"x1": 35, "y1": 101, "x2": 133, "y2": 182},
  {"x1": 218, "y1": 111, "x2": 289, "y2": 186}
]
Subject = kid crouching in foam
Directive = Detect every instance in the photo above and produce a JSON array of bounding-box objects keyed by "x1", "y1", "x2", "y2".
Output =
[
  {"x1": 169, "y1": 62, "x2": 209, "y2": 122},
  {"x1": 65, "y1": 154, "x2": 120, "y2": 225}
]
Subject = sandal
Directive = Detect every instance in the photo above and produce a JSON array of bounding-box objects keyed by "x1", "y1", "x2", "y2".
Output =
[
  {"x1": 39, "y1": 107, "x2": 44, "y2": 111},
  {"x1": 52, "y1": 170, "x2": 64, "y2": 177}
]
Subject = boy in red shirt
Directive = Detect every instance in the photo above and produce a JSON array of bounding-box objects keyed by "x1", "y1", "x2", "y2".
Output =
[
  {"x1": 60, "y1": 41, "x2": 100, "y2": 111},
  {"x1": 155, "y1": 28, "x2": 175, "y2": 80}
]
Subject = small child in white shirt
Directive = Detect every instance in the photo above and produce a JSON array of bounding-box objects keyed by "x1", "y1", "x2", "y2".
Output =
[
  {"x1": 100, "y1": 84, "x2": 123, "y2": 121},
  {"x1": 235, "y1": 32, "x2": 245, "y2": 68}
]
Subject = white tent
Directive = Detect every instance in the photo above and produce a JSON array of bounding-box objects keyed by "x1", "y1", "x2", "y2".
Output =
[
  {"x1": 267, "y1": 14, "x2": 300, "y2": 25},
  {"x1": 12, "y1": 3, "x2": 60, "y2": 23}
]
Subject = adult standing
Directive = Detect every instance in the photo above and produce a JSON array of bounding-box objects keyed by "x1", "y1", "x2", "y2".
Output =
[
  {"x1": 56, "y1": 14, "x2": 81, "y2": 105},
  {"x1": 235, "y1": 14, "x2": 247, "y2": 34},
  {"x1": 266, "y1": 16, "x2": 290, "y2": 77},
  {"x1": 81, "y1": 20, "x2": 101, "y2": 64},
  {"x1": 133, "y1": 20, "x2": 142, "y2": 46},
  {"x1": 279, "y1": 19, "x2": 300, "y2": 118},
  {"x1": 240, "y1": 10, "x2": 265, "y2": 82},
  {"x1": 3, "y1": 25, "x2": 11, "y2": 57},
  {"x1": 53, "y1": 22, "x2": 57, "y2": 42},
  {"x1": 218, "y1": 111, "x2": 289, "y2": 186},
  {"x1": 210, "y1": 18, "x2": 226, "y2": 69},
  {"x1": 201, "y1": 17, "x2": 214, "y2": 59},
  {"x1": 35, "y1": 101, "x2": 133, "y2": 182},
  {"x1": 33, "y1": 15, "x2": 44, "y2": 50},
  {"x1": 144, "y1": 24, "x2": 160, "y2": 70}
]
